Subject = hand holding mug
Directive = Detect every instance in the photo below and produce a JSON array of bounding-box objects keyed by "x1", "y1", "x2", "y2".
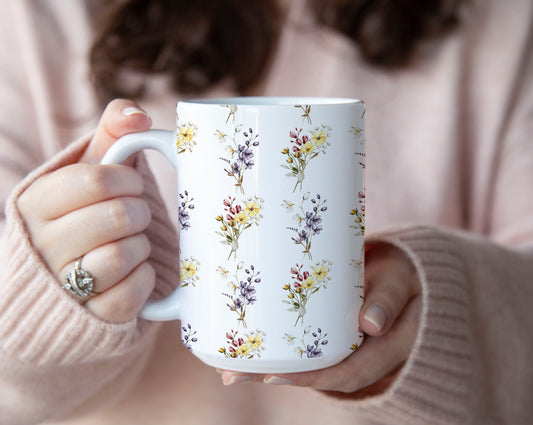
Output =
[
  {"x1": 221, "y1": 242, "x2": 422, "y2": 394},
  {"x1": 17, "y1": 99, "x2": 157, "y2": 323}
]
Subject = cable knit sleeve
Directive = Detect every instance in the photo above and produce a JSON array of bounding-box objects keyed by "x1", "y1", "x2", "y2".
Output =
[
  {"x1": 0, "y1": 137, "x2": 179, "y2": 425},
  {"x1": 342, "y1": 227, "x2": 532, "y2": 425}
]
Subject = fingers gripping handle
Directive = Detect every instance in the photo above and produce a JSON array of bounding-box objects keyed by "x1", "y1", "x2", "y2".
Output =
[{"x1": 101, "y1": 129, "x2": 182, "y2": 321}]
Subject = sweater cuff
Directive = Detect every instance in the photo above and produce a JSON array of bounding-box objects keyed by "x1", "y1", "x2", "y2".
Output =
[
  {"x1": 344, "y1": 226, "x2": 474, "y2": 424},
  {"x1": 0, "y1": 135, "x2": 177, "y2": 366}
]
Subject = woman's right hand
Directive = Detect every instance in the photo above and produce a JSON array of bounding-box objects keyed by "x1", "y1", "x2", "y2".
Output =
[{"x1": 17, "y1": 99, "x2": 156, "y2": 323}]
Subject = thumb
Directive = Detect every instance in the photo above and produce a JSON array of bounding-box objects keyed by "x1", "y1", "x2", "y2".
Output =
[{"x1": 80, "y1": 99, "x2": 152, "y2": 164}]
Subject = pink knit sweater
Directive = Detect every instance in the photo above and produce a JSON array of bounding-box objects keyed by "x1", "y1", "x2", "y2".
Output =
[{"x1": 1, "y1": 0, "x2": 532, "y2": 424}]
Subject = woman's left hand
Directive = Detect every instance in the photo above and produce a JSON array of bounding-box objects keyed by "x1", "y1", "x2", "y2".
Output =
[{"x1": 219, "y1": 242, "x2": 422, "y2": 394}]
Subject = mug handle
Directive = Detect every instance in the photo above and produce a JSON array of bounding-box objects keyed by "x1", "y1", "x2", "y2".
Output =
[{"x1": 101, "y1": 129, "x2": 182, "y2": 321}]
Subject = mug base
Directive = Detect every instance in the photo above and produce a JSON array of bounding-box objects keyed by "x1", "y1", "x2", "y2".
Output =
[{"x1": 193, "y1": 351, "x2": 352, "y2": 374}]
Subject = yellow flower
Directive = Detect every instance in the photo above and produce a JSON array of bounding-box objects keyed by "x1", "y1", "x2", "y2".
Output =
[
  {"x1": 236, "y1": 344, "x2": 250, "y2": 356},
  {"x1": 311, "y1": 129, "x2": 328, "y2": 146},
  {"x1": 301, "y1": 142, "x2": 315, "y2": 154},
  {"x1": 234, "y1": 211, "x2": 249, "y2": 224},
  {"x1": 247, "y1": 334, "x2": 263, "y2": 349},
  {"x1": 180, "y1": 261, "x2": 197, "y2": 279},
  {"x1": 312, "y1": 264, "x2": 329, "y2": 281},
  {"x1": 244, "y1": 201, "x2": 260, "y2": 217},
  {"x1": 176, "y1": 126, "x2": 195, "y2": 148},
  {"x1": 302, "y1": 277, "x2": 316, "y2": 289}
]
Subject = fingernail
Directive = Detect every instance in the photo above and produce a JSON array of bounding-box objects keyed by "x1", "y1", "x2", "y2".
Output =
[
  {"x1": 223, "y1": 375, "x2": 255, "y2": 386},
  {"x1": 263, "y1": 376, "x2": 293, "y2": 385},
  {"x1": 364, "y1": 304, "x2": 387, "y2": 331},
  {"x1": 122, "y1": 106, "x2": 150, "y2": 119}
]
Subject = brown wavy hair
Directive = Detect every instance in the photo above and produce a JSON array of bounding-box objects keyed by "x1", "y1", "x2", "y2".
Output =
[{"x1": 89, "y1": 0, "x2": 466, "y2": 102}]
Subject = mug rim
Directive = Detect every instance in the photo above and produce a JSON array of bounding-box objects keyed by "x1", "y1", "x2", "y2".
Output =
[{"x1": 180, "y1": 96, "x2": 363, "y2": 106}]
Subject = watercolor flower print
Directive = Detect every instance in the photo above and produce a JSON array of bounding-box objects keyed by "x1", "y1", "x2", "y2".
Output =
[
  {"x1": 349, "y1": 191, "x2": 365, "y2": 236},
  {"x1": 281, "y1": 125, "x2": 332, "y2": 192},
  {"x1": 215, "y1": 105, "x2": 260, "y2": 194},
  {"x1": 282, "y1": 260, "x2": 332, "y2": 326},
  {"x1": 179, "y1": 257, "x2": 200, "y2": 287},
  {"x1": 284, "y1": 326, "x2": 328, "y2": 358},
  {"x1": 284, "y1": 193, "x2": 327, "y2": 260},
  {"x1": 176, "y1": 122, "x2": 198, "y2": 154},
  {"x1": 216, "y1": 196, "x2": 264, "y2": 259},
  {"x1": 219, "y1": 263, "x2": 261, "y2": 328},
  {"x1": 219, "y1": 329, "x2": 266, "y2": 359},
  {"x1": 181, "y1": 324, "x2": 198, "y2": 351},
  {"x1": 178, "y1": 190, "x2": 194, "y2": 231}
]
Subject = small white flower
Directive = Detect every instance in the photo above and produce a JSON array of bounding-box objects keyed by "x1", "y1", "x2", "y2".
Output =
[
  {"x1": 302, "y1": 192, "x2": 310, "y2": 201},
  {"x1": 281, "y1": 200, "x2": 294, "y2": 212},
  {"x1": 214, "y1": 129, "x2": 227, "y2": 142},
  {"x1": 217, "y1": 266, "x2": 229, "y2": 279},
  {"x1": 293, "y1": 214, "x2": 305, "y2": 226},
  {"x1": 237, "y1": 261, "x2": 245, "y2": 270},
  {"x1": 283, "y1": 333, "x2": 296, "y2": 345},
  {"x1": 225, "y1": 145, "x2": 237, "y2": 157}
]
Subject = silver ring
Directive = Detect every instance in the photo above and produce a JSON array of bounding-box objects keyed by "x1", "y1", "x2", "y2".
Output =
[{"x1": 63, "y1": 257, "x2": 95, "y2": 298}]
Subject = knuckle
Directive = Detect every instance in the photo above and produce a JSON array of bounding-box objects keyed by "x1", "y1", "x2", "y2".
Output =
[
  {"x1": 84, "y1": 166, "x2": 113, "y2": 198},
  {"x1": 107, "y1": 200, "x2": 132, "y2": 229},
  {"x1": 106, "y1": 244, "x2": 130, "y2": 277},
  {"x1": 107, "y1": 198, "x2": 150, "y2": 233}
]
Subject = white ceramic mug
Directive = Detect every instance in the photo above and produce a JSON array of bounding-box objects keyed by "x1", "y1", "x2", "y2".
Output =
[{"x1": 102, "y1": 97, "x2": 366, "y2": 373}]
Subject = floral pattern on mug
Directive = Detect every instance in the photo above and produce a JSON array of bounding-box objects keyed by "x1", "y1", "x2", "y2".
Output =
[
  {"x1": 283, "y1": 260, "x2": 332, "y2": 326},
  {"x1": 216, "y1": 196, "x2": 264, "y2": 260},
  {"x1": 349, "y1": 191, "x2": 366, "y2": 236},
  {"x1": 284, "y1": 326, "x2": 329, "y2": 358},
  {"x1": 351, "y1": 258, "x2": 365, "y2": 293},
  {"x1": 351, "y1": 123, "x2": 366, "y2": 169},
  {"x1": 178, "y1": 190, "x2": 194, "y2": 231},
  {"x1": 181, "y1": 323, "x2": 198, "y2": 351},
  {"x1": 176, "y1": 122, "x2": 198, "y2": 154},
  {"x1": 219, "y1": 329, "x2": 266, "y2": 359},
  {"x1": 215, "y1": 122, "x2": 260, "y2": 195},
  {"x1": 350, "y1": 326, "x2": 365, "y2": 352},
  {"x1": 179, "y1": 257, "x2": 200, "y2": 287},
  {"x1": 295, "y1": 104, "x2": 312, "y2": 124},
  {"x1": 220, "y1": 263, "x2": 261, "y2": 328},
  {"x1": 286, "y1": 193, "x2": 327, "y2": 260},
  {"x1": 281, "y1": 125, "x2": 331, "y2": 192}
]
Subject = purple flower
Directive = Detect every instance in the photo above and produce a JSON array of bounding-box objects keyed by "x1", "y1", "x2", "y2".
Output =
[
  {"x1": 237, "y1": 144, "x2": 254, "y2": 169},
  {"x1": 306, "y1": 345, "x2": 323, "y2": 358},
  {"x1": 178, "y1": 192, "x2": 194, "y2": 231}
]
